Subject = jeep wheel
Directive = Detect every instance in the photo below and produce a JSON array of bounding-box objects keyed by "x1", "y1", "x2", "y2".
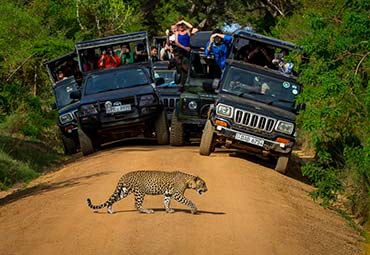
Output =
[
  {"x1": 78, "y1": 129, "x2": 95, "y2": 156},
  {"x1": 275, "y1": 156, "x2": 290, "y2": 174},
  {"x1": 170, "y1": 110, "x2": 185, "y2": 146},
  {"x1": 199, "y1": 120, "x2": 215, "y2": 156},
  {"x1": 155, "y1": 110, "x2": 169, "y2": 145},
  {"x1": 60, "y1": 132, "x2": 77, "y2": 155}
]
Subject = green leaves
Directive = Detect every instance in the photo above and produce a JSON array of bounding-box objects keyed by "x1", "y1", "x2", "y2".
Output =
[{"x1": 274, "y1": 0, "x2": 370, "y2": 222}]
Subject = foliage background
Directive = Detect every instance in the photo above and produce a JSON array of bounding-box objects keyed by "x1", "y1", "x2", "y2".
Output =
[{"x1": 0, "y1": 0, "x2": 369, "y2": 229}]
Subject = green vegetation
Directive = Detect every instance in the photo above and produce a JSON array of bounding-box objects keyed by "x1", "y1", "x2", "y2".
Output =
[
  {"x1": 273, "y1": 0, "x2": 370, "y2": 226},
  {"x1": 0, "y1": 0, "x2": 369, "y2": 234},
  {"x1": 0, "y1": 135, "x2": 62, "y2": 190}
]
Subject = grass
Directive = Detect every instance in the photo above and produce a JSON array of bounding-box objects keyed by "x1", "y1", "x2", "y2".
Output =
[{"x1": 0, "y1": 135, "x2": 64, "y2": 190}]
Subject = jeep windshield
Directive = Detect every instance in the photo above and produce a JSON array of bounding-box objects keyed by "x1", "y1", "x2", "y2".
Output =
[
  {"x1": 222, "y1": 66, "x2": 301, "y2": 108},
  {"x1": 155, "y1": 70, "x2": 176, "y2": 86},
  {"x1": 187, "y1": 52, "x2": 222, "y2": 87},
  {"x1": 85, "y1": 68, "x2": 150, "y2": 95}
]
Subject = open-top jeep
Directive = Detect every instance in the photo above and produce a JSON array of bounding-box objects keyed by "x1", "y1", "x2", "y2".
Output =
[
  {"x1": 71, "y1": 31, "x2": 169, "y2": 155},
  {"x1": 46, "y1": 52, "x2": 81, "y2": 155},
  {"x1": 170, "y1": 31, "x2": 222, "y2": 145},
  {"x1": 199, "y1": 30, "x2": 304, "y2": 173}
]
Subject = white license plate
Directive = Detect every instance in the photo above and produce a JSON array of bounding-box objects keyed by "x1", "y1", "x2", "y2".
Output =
[
  {"x1": 106, "y1": 104, "x2": 131, "y2": 114},
  {"x1": 235, "y1": 132, "x2": 264, "y2": 147}
]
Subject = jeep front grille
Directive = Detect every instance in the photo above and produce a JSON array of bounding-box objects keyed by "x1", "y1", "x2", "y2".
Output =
[
  {"x1": 163, "y1": 97, "x2": 179, "y2": 109},
  {"x1": 72, "y1": 110, "x2": 78, "y2": 119},
  {"x1": 234, "y1": 109, "x2": 276, "y2": 132}
]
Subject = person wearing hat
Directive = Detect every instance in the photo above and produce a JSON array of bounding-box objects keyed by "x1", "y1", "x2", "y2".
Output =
[{"x1": 205, "y1": 29, "x2": 232, "y2": 69}]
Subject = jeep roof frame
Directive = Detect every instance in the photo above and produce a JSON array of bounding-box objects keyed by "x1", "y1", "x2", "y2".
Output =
[
  {"x1": 232, "y1": 30, "x2": 300, "y2": 52},
  {"x1": 75, "y1": 31, "x2": 151, "y2": 73}
]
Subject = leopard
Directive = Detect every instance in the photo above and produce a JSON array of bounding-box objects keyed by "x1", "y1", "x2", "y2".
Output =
[{"x1": 86, "y1": 170, "x2": 208, "y2": 214}]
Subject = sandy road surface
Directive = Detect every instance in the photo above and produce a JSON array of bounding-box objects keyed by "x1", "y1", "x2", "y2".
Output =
[{"x1": 0, "y1": 143, "x2": 363, "y2": 255}]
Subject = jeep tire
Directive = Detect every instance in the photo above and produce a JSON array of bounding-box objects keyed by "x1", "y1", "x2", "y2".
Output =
[
  {"x1": 78, "y1": 128, "x2": 95, "y2": 156},
  {"x1": 170, "y1": 109, "x2": 185, "y2": 146},
  {"x1": 199, "y1": 120, "x2": 215, "y2": 156},
  {"x1": 60, "y1": 131, "x2": 77, "y2": 155},
  {"x1": 155, "y1": 110, "x2": 169, "y2": 145},
  {"x1": 275, "y1": 155, "x2": 290, "y2": 174}
]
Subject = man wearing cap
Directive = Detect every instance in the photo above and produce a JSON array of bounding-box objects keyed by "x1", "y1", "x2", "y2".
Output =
[{"x1": 205, "y1": 29, "x2": 232, "y2": 69}]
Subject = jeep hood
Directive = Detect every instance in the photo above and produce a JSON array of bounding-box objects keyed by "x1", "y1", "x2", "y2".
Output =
[
  {"x1": 58, "y1": 101, "x2": 79, "y2": 115},
  {"x1": 218, "y1": 93, "x2": 296, "y2": 122},
  {"x1": 81, "y1": 84, "x2": 156, "y2": 104}
]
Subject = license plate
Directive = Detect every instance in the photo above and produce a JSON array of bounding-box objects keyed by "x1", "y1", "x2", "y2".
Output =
[
  {"x1": 106, "y1": 104, "x2": 131, "y2": 114},
  {"x1": 235, "y1": 132, "x2": 264, "y2": 147}
]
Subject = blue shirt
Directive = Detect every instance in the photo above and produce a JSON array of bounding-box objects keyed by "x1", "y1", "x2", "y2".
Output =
[
  {"x1": 177, "y1": 33, "x2": 190, "y2": 56},
  {"x1": 205, "y1": 34, "x2": 232, "y2": 69}
]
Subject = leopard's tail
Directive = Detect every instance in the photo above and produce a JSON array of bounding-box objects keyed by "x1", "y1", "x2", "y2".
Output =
[{"x1": 86, "y1": 182, "x2": 124, "y2": 210}]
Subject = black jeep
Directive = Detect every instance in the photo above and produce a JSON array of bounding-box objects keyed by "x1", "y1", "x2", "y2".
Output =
[
  {"x1": 72, "y1": 32, "x2": 169, "y2": 155},
  {"x1": 170, "y1": 31, "x2": 222, "y2": 145},
  {"x1": 199, "y1": 30, "x2": 304, "y2": 174},
  {"x1": 46, "y1": 52, "x2": 81, "y2": 155}
]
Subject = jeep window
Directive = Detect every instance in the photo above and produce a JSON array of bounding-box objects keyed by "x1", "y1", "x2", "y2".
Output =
[
  {"x1": 222, "y1": 66, "x2": 301, "y2": 108},
  {"x1": 54, "y1": 83, "x2": 79, "y2": 108},
  {"x1": 85, "y1": 68, "x2": 149, "y2": 95},
  {"x1": 155, "y1": 70, "x2": 176, "y2": 85},
  {"x1": 188, "y1": 52, "x2": 222, "y2": 86}
]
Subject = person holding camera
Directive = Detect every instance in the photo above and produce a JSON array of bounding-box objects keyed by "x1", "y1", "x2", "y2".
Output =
[
  {"x1": 166, "y1": 24, "x2": 177, "y2": 47},
  {"x1": 98, "y1": 48, "x2": 120, "y2": 69},
  {"x1": 117, "y1": 44, "x2": 134, "y2": 65},
  {"x1": 205, "y1": 29, "x2": 232, "y2": 69},
  {"x1": 160, "y1": 43, "x2": 174, "y2": 61}
]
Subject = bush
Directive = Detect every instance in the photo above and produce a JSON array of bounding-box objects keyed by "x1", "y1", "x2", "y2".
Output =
[{"x1": 0, "y1": 149, "x2": 39, "y2": 190}]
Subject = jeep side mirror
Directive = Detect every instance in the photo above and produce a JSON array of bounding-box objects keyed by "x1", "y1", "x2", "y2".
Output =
[
  {"x1": 70, "y1": 90, "x2": 81, "y2": 100},
  {"x1": 155, "y1": 77, "x2": 165, "y2": 86},
  {"x1": 212, "y1": 79, "x2": 220, "y2": 90}
]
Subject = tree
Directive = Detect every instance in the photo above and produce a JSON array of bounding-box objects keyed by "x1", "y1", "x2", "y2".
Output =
[{"x1": 273, "y1": 0, "x2": 370, "y2": 223}]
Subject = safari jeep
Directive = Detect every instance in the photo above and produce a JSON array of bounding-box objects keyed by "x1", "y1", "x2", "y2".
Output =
[
  {"x1": 170, "y1": 31, "x2": 221, "y2": 145},
  {"x1": 45, "y1": 52, "x2": 81, "y2": 155},
  {"x1": 71, "y1": 31, "x2": 168, "y2": 155},
  {"x1": 199, "y1": 30, "x2": 304, "y2": 174}
]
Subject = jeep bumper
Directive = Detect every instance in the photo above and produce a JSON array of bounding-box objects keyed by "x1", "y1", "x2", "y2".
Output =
[{"x1": 214, "y1": 124, "x2": 293, "y2": 157}]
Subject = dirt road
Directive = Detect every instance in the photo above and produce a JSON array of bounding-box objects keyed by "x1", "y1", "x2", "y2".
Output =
[{"x1": 0, "y1": 143, "x2": 363, "y2": 255}]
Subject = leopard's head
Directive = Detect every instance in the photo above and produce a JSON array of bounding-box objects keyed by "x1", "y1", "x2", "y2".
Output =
[{"x1": 188, "y1": 176, "x2": 208, "y2": 195}]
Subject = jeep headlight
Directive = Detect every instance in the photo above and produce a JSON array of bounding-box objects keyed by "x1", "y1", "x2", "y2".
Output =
[
  {"x1": 139, "y1": 94, "x2": 155, "y2": 106},
  {"x1": 59, "y1": 112, "x2": 74, "y2": 124},
  {"x1": 80, "y1": 104, "x2": 98, "y2": 115},
  {"x1": 188, "y1": 101, "x2": 198, "y2": 110},
  {"x1": 216, "y1": 104, "x2": 233, "y2": 118},
  {"x1": 275, "y1": 120, "x2": 294, "y2": 135}
]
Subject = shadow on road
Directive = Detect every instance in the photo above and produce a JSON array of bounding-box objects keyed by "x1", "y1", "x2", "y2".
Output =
[
  {"x1": 0, "y1": 171, "x2": 112, "y2": 207},
  {"x1": 212, "y1": 149, "x2": 312, "y2": 185}
]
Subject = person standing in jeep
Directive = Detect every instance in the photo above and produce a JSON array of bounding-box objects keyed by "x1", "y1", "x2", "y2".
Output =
[{"x1": 205, "y1": 29, "x2": 232, "y2": 69}]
